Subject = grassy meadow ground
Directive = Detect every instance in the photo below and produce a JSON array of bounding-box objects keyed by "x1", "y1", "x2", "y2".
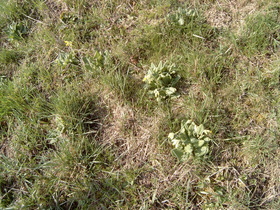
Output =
[{"x1": 0, "y1": 0, "x2": 279, "y2": 209}]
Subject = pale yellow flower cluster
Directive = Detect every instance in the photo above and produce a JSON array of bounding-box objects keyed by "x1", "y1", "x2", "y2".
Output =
[{"x1": 64, "y1": 41, "x2": 73, "y2": 47}]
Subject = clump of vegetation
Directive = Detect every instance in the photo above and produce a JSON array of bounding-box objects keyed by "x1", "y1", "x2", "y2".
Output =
[
  {"x1": 168, "y1": 120, "x2": 211, "y2": 161},
  {"x1": 54, "y1": 41, "x2": 79, "y2": 68},
  {"x1": 82, "y1": 50, "x2": 109, "y2": 72},
  {"x1": 55, "y1": 52, "x2": 79, "y2": 68},
  {"x1": 6, "y1": 21, "x2": 28, "y2": 41},
  {"x1": 143, "y1": 61, "x2": 180, "y2": 102},
  {"x1": 167, "y1": 7, "x2": 198, "y2": 26}
]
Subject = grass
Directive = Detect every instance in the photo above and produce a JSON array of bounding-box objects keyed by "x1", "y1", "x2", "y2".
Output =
[{"x1": 0, "y1": 0, "x2": 279, "y2": 209}]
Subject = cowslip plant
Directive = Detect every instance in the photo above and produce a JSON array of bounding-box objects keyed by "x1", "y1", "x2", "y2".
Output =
[
  {"x1": 143, "y1": 61, "x2": 180, "y2": 102},
  {"x1": 167, "y1": 7, "x2": 198, "y2": 26},
  {"x1": 82, "y1": 50, "x2": 108, "y2": 71},
  {"x1": 55, "y1": 52, "x2": 79, "y2": 68},
  {"x1": 47, "y1": 115, "x2": 66, "y2": 144},
  {"x1": 60, "y1": 11, "x2": 78, "y2": 24},
  {"x1": 7, "y1": 21, "x2": 28, "y2": 41},
  {"x1": 168, "y1": 120, "x2": 211, "y2": 162},
  {"x1": 54, "y1": 40, "x2": 79, "y2": 68}
]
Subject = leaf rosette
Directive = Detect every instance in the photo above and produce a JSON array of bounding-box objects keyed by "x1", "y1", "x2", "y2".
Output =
[
  {"x1": 168, "y1": 120, "x2": 211, "y2": 161},
  {"x1": 143, "y1": 61, "x2": 180, "y2": 101}
]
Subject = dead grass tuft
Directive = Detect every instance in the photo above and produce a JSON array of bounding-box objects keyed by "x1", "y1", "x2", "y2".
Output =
[
  {"x1": 205, "y1": 0, "x2": 258, "y2": 31},
  {"x1": 102, "y1": 101, "x2": 164, "y2": 169}
]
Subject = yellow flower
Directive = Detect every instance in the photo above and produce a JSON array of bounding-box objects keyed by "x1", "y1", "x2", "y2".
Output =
[
  {"x1": 64, "y1": 41, "x2": 73, "y2": 47},
  {"x1": 143, "y1": 75, "x2": 151, "y2": 83}
]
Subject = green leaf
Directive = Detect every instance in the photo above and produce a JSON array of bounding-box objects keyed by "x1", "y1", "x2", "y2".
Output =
[
  {"x1": 165, "y1": 87, "x2": 176, "y2": 95},
  {"x1": 168, "y1": 132, "x2": 175, "y2": 139},
  {"x1": 204, "y1": 137, "x2": 211, "y2": 142},
  {"x1": 158, "y1": 61, "x2": 163, "y2": 68},
  {"x1": 161, "y1": 74, "x2": 172, "y2": 85},
  {"x1": 180, "y1": 126, "x2": 186, "y2": 134},
  {"x1": 179, "y1": 132, "x2": 188, "y2": 141},
  {"x1": 196, "y1": 146, "x2": 209, "y2": 156},
  {"x1": 171, "y1": 138, "x2": 181, "y2": 148},
  {"x1": 154, "y1": 89, "x2": 160, "y2": 97},
  {"x1": 171, "y1": 75, "x2": 181, "y2": 86},
  {"x1": 197, "y1": 140, "x2": 205, "y2": 147},
  {"x1": 195, "y1": 124, "x2": 205, "y2": 136},
  {"x1": 178, "y1": 17, "x2": 184, "y2": 25},
  {"x1": 184, "y1": 144, "x2": 193, "y2": 154},
  {"x1": 172, "y1": 148, "x2": 184, "y2": 161},
  {"x1": 190, "y1": 138, "x2": 197, "y2": 143}
]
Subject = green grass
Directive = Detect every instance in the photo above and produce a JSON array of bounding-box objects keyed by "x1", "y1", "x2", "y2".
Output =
[{"x1": 1, "y1": 0, "x2": 279, "y2": 209}]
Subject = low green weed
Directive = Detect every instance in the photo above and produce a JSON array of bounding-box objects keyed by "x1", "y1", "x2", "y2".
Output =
[
  {"x1": 55, "y1": 51, "x2": 79, "y2": 68},
  {"x1": 6, "y1": 21, "x2": 28, "y2": 41},
  {"x1": 82, "y1": 50, "x2": 109, "y2": 72},
  {"x1": 54, "y1": 40, "x2": 79, "y2": 68},
  {"x1": 167, "y1": 7, "x2": 198, "y2": 26},
  {"x1": 168, "y1": 119, "x2": 212, "y2": 161},
  {"x1": 60, "y1": 11, "x2": 79, "y2": 24},
  {"x1": 143, "y1": 61, "x2": 180, "y2": 102},
  {"x1": 165, "y1": 5, "x2": 218, "y2": 43}
]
